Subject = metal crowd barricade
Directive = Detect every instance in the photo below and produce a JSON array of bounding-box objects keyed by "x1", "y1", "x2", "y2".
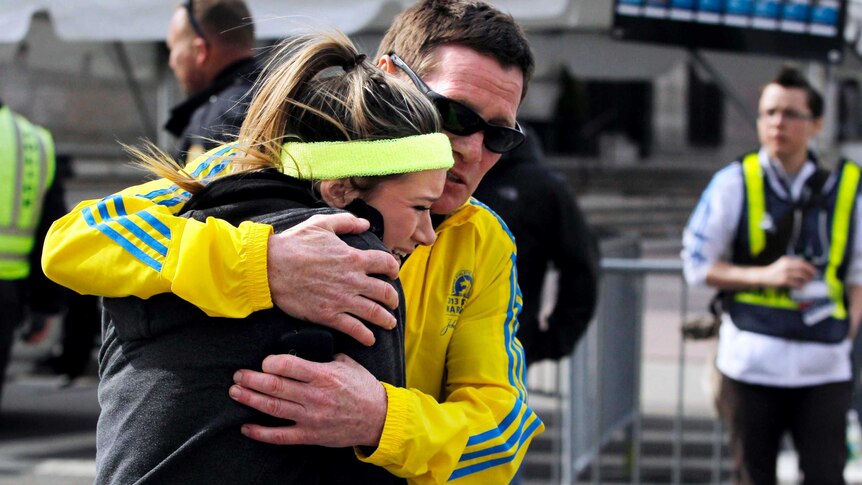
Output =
[{"x1": 526, "y1": 246, "x2": 726, "y2": 484}]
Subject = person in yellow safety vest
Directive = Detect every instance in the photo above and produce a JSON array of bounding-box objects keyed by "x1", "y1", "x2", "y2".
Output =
[
  {"x1": 682, "y1": 65, "x2": 862, "y2": 484},
  {"x1": 0, "y1": 99, "x2": 66, "y2": 406}
]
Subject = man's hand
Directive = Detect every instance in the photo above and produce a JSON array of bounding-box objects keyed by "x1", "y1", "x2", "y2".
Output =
[
  {"x1": 268, "y1": 213, "x2": 401, "y2": 346},
  {"x1": 761, "y1": 255, "x2": 818, "y2": 289},
  {"x1": 228, "y1": 353, "x2": 388, "y2": 448}
]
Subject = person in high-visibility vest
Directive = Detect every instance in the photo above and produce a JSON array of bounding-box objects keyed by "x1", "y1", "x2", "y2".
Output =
[
  {"x1": 0, "y1": 99, "x2": 66, "y2": 405},
  {"x1": 683, "y1": 66, "x2": 862, "y2": 484}
]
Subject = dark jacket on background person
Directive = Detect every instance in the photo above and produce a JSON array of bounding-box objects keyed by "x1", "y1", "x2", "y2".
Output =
[
  {"x1": 474, "y1": 130, "x2": 599, "y2": 365},
  {"x1": 95, "y1": 170, "x2": 406, "y2": 485},
  {"x1": 164, "y1": 57, "x2": 259, "y2": 165}
]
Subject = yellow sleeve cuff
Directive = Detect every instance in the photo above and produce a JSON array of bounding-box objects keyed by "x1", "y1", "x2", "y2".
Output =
[
  {"x1": 356, "y1": 382, "x2": 409, "y2": 466},
  {"x1": 239, "y1": 221, "x2": 274, "y2": 312}
]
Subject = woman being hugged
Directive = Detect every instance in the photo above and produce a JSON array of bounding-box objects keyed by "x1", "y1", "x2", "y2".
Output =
[{"x1": 73, "y1": 30, "x2": 451, "y2": 485}]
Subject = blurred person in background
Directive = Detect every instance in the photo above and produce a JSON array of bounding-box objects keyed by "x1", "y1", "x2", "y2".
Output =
[
  {"x1": 682, "y1": 65, "x2": 862, "y2": 485},
  {"x1": 0, "y1": 99, "x2": 66, "y2": 406},
  {"x1": 164, "y1": 0, "x2": 258, "y2": 165},
  {"x1": 474, "y1": 124, "x2": 599, "y2": 366}
]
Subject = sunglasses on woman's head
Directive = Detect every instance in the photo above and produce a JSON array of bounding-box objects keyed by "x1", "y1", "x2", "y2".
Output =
[{"x1": 389, "y1": 53, "x2": 525, "y2": 154}]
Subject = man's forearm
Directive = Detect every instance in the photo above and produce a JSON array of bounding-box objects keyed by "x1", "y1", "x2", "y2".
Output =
[
  {"x1": 705, "y1": 261, "x2": 768, "y2": 289},
  {"x1": 705, "y1": 257, "x2": 817, "y2": 291}
]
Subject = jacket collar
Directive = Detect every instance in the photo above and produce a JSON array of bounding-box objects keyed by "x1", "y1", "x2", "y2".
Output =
[{"x1": 164, "y1": 57, "x2": 259, "y2": 137}]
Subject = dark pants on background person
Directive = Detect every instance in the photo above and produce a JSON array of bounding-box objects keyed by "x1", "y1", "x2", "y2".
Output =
[
  {"x1": 719, "y1": 375, "x2": 851, "y2": 485},
  {"x1": 47, "y1": 294, "x2": 100, "y2": 379},
  {"x1": 0, "y1": 281, "x2": 24, "y2": 406}
]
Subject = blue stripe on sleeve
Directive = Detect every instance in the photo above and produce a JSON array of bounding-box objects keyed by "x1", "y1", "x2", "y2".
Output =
[
  {"x1": 154, "y1": 196, "x2": 190, "y2": 207},
  {"x1": 139, "y1": 186, "x2": 191, "y2": 210},
  {"x1": 113, "y1": 217, "x2": 168, "y2": 257},
  {"x1": 460, "y1": 406, "x2": 535, "y2": 461},
  {"x1": 97, "y1": 200, "x2": 111, "y2": 221},
  {"x1": 503, "y1": 253, "x2": 526, "y2": 401},
  {"x1": 202, "y1": 160, "x2": 230, "y2": 179},
  {"x1": 82, "y1": 207, "x2": 162, "y2": 272},
  {"x1": 140, "y1": 187, "x2": 178, "y2": 200},
  {"x1": 137, "y1": 212, "x2": 171, "y2": 239},
  {"x1": 449, "y1": 416, "x2": 543, "y2": 481},
  {"x1": 466, "y1": 400, "x2": 522, "y2": 446},
  {"x1": 95, "y1": 196, "x2": 169, "y2": 256},
  {"x1": 190, "y1": 144, "x2": 234, "y2": 178},
  {"x1": 110, "y1": 195, "x2": 127, "y2": 216}
]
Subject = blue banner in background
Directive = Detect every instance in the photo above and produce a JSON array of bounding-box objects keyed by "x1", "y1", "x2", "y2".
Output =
[{"x1": 613, "y1": 0, "x2": 846, "y2": 62}]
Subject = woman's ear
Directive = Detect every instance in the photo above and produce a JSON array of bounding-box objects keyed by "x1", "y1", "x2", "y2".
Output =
[{"x1": 319, "y1": 179, "x2": 359, "y2": 208}]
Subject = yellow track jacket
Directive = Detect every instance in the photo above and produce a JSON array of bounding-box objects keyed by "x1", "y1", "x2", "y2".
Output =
[{"x1": 42, "y1": 145, "x2": 544, "y2": 483}]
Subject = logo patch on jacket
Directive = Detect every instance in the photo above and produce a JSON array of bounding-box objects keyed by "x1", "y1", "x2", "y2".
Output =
[{"x1": 441, "y1": 270, "x2": 473, "y2": 336}]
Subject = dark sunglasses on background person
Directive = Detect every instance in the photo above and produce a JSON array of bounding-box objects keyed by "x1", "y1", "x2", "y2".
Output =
[
  {"x1": 183, "y1": 0, "x2": 209, "y2": 45},
  {"x1": 388, "y1": 53, "x2": 525, "y2": 154}
]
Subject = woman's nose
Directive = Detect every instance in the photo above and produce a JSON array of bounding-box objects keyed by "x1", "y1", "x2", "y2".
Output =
[{"x1": 414, "y1": 213, "x2": 437, "y2": 246}]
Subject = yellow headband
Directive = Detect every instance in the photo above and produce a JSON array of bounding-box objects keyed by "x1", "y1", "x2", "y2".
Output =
[{"x1": 280, "y1": 133, "x2": 453, "y2": 180}]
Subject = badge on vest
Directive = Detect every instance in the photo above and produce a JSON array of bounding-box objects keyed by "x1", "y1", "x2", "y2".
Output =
[{"x1": 791, "y1": 279, "x2": 835, "y2": 326}]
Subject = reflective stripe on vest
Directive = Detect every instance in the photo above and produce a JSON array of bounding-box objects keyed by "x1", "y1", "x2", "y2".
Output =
[
  {"x1": 735, "y1": 154, "x2": 860, "y2": 320},
  {"x1": 742, "y1": 153, "x2": 767, "y2": 257},
  {"x1": 0, "y1": 106, "x2": 56, "y2": 280}
]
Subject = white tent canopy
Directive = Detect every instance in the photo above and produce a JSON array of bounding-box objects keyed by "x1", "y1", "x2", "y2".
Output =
[{"x1": 0, "y1": 0, "x2": 578, "y2": 43}]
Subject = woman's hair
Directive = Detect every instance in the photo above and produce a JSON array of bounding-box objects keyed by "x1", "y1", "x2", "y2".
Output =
[{"x1": 133, "y1": 29, "x2": 442, "y2": 193}]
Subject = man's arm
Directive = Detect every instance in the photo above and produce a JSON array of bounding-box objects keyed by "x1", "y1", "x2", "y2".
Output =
[
  {"x1": 705, "y1": 257, "x2": 818, "y2": 291},
  {"x1": 42, "y1": 146, "x2": 399, "y2": 343},
  {"x1": 230, "y1": 219, "x2": 544, "y2": 483},
  {"x1": 542, "y1": 174, "x2": 599, "y2": 359},
  {"x1": 42, "y1": 155, "x2": 260, "y2": 314}
]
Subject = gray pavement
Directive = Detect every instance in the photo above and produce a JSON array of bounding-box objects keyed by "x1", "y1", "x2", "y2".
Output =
[{"x1": 0, "y1": 376, "x2": 98, "y2": 485}]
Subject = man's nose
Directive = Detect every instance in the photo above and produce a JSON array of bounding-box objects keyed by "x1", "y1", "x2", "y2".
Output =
[{"x1": 451, "y1": 131, "x2": 485, "y2": 164}]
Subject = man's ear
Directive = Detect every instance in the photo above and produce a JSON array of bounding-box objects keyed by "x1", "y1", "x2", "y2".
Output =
[
  {"x1": 811, "y1": 117, "x2": 825, "y2": 137},
  {"x1": 319, "y1": 179, "x2": 359, "y2": 209},
  {"x1": 377, "y1": 54, "x2": 397, "y2": 74},
  {"x1": 193, "y1": 36, "x2": 209, "y2": 66}
]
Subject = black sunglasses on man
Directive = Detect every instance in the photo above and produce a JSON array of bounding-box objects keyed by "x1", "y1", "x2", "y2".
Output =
[{"x1": 389, "y1": 53, "x2": 525, "y2": 154}]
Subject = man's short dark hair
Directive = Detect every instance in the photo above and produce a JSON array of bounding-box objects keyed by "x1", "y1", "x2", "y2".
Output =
[
  {"x1": 194, "y1": 0, "x2": 255, "y2": 51},
  {"x1": 377, "y1": 0, "x2": 534, "y2": 99},
  {"x1": 767, "y1": 64, "x2": 824, "y2": 119}
]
